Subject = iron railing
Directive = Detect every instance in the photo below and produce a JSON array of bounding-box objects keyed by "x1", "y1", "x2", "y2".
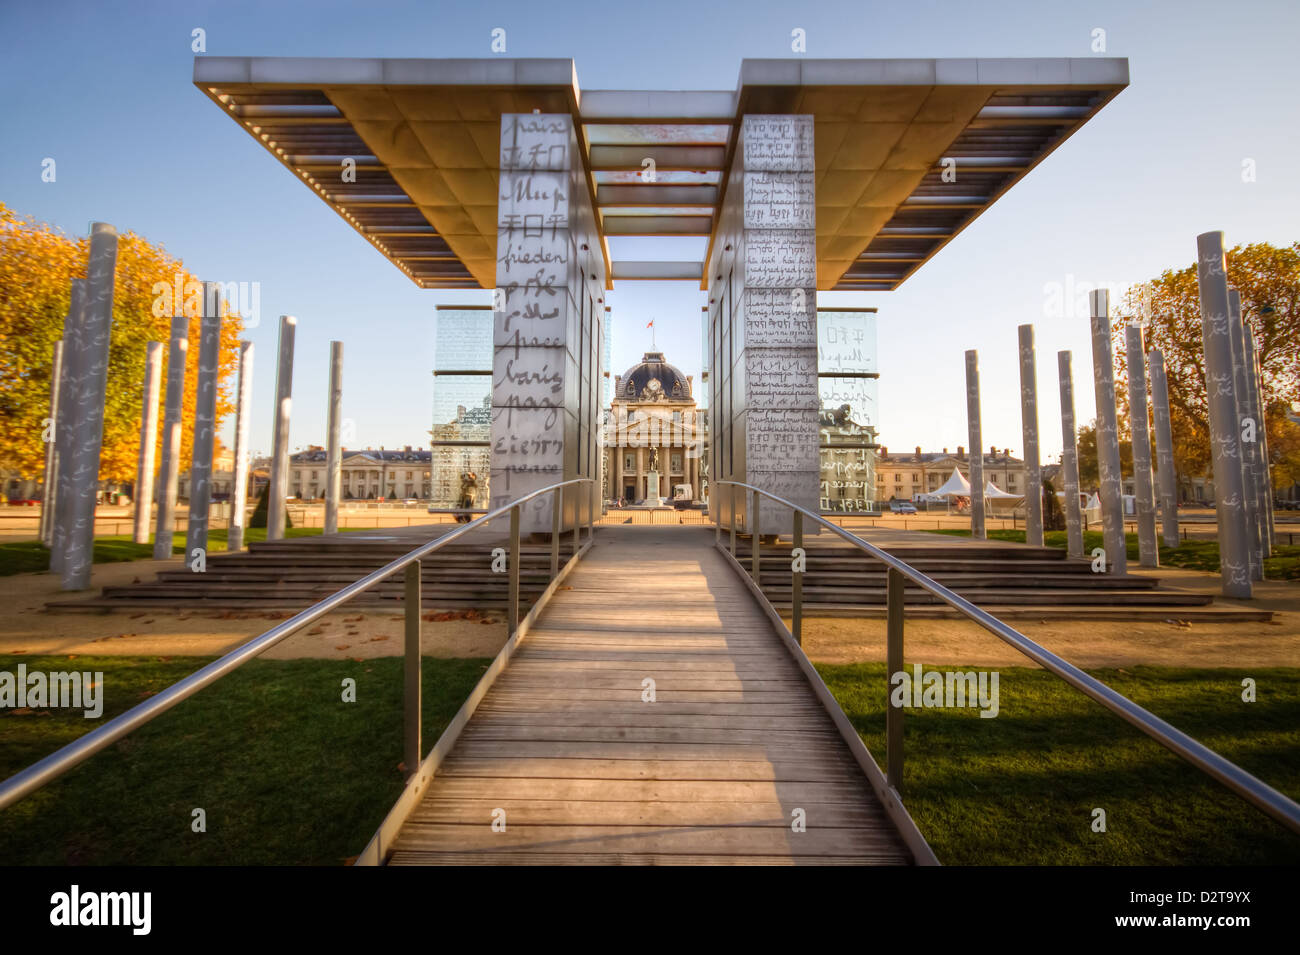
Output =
[
  {"x1": 712, "y1": 480, "x2": 1300, "y2": 835},
  {"x1": 0, "y1": 478, "x2": 597, "y2": 811}
]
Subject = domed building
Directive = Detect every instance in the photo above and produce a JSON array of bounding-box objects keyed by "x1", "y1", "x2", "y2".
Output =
[{"x1": 604, "y1": 351, "x2": 706, "y2": 505}]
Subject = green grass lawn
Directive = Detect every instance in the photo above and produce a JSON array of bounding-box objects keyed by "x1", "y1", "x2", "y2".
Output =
[
  {"x1": 0, "y1": 527, "x2": 362, "y2": 577},
  {"x1": 0, "y1": 653, "x2": 490, "y2": 865},
  {"x1": 923, "y1": 527, "x2": 1300, "y2": 580},
  {"x1": 817, "y1": 662, "x2": 1300, "y2": 865}
]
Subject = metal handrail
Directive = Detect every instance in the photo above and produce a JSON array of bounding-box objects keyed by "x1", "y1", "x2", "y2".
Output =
[
  {"x1": 0, "y1": 477, "x2": 597, "y2": 812},
  {"x1": 712, "y1": 479, "x2": 1300, "y2": 836}
]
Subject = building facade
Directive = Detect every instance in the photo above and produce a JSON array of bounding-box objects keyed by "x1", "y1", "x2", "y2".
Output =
[
  {"x1": 288, "y1": 446, "x2": 433, "y2": 501},
  {"x1": 603, "y1": 351, "x2": 705, "y2": 504},
  {"x1": 876, "y1": 446, "x2": 1026, "y2": 502}
]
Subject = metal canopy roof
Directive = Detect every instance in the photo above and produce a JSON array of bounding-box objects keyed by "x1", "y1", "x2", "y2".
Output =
[{"x1": 195, "y1": 56, "x2": 1127, "y2": 291}]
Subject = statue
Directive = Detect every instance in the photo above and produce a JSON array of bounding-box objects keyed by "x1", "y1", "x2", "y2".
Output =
[{"x1": 648, "y1": 447, "x2": 658, "y2": 471}]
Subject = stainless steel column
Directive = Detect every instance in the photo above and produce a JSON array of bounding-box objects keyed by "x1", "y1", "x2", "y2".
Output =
[
  {"x1": 267, "y1": 315, "x2": 296, "y2": 541},
  {"x1": 184, "y1": 283, "x2": 223, "y2": 571},
  {"x1": 1057, "y1": 350, "x2": 1084, "y2": 558},
  {"x1": 1089, "y1": 290, "x2": 1127, "y2": 576},
  {"x1": 50, "y1": 282, "x2": 85, "y2": 574},
  {"x1": 1125, "y1": 325, "x2": 1159, "y2": 567},
  {"x1": 1018, "y1": 324, "x2": 1043, "y2": 547},
  {"x1": 153, "y1": 316, "x2": 189, "y2": 559},
  {"x1": 1195, "y1": 232, "x2": 1252, "y2": 598},
  {"x1": 1244, "y1": 329, "x2": 1275, "y2": 554},
  {"x1": 132, "y1": 341, "x2": 164, "y2": 544},
  {"x1": 61, "y1": 223, "x2": 118, "y2": 591},
  {"x1": 1227, "y1": 291, "x2": 1262, "y2": 578},
  {"x1": 1149, "y1": 348, "x2": 1180, "y2": 549},
  {"x1": 965, "y1": 349, "x2": 985, "y2": 540},
  {"x1": 39, "y1": 341, "x2": 63, "y2": 548},
  {"x1": 228, "y1": 341, "x2": 254, "y2": 552},
  {"x1": 324, "y1": 340, "x2": 343, "y2": 536}
]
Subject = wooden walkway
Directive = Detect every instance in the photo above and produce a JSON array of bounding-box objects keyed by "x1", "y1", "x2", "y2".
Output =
[{"x1": 385, "y1": 526, "x2": 918, "y2": 865}]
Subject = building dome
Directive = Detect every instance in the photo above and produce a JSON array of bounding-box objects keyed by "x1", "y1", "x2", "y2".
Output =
[{"x1": 618, "y1": 351, "x2": 691, "y2": 401}]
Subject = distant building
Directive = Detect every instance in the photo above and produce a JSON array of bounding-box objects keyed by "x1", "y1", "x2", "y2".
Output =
[
  {"x1": 876, "y1": 445, "x2": 1026, "y2": 502},
  {"x1": 287, "y1": 446, "x2": 432, "y2": 500},
  {"x1": 603, "y1": 351, "x2": 705, "y2": 503},
  {"x1": 178, "y1": 447, "x2": 236, "y2": 500}
]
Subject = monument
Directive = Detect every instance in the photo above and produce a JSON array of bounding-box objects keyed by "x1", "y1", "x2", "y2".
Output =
[{"x1": 196, "y1": 56, "x2": 1128, "y2": 533}]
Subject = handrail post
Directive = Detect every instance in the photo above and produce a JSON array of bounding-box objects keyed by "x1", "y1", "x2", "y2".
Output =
[
  {"x1": 572, "y1": 487, "x2": 579, "y2": 556},
  {"x1": 550, "y1": 486, "x2": 561, "y2": 579},
  {"x1": 751, "y1": 489, "x2": 760, "y2": 583},
  {"x1": 792, "y1": 509, "x2": 803, "y2": 645},
  {"x1": 729, "y1": 484, "x2": 736, "y2": 556},
  {"x1": 886, "y1": 566, "x2": 905, "y2": 797},
  {"x1": 403, "y1": 560, "x2": 422, "y2": 781},
  {"x1": 508, "y1": 504, "x2": 521, "y2": 635},
  {"x1": 586, "y1": 481, "x2": 594, "y2": 541}
]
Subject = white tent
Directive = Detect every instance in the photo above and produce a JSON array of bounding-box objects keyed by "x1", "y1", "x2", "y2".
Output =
[
  {"x1": 984, "y1": 481, "x2": 1020, "y2": 500},
  {"x1": 930, "y1": 467, "x2": 972, "y2": 498}
]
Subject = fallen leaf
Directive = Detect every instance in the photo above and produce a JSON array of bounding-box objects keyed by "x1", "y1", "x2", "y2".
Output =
[
  {"x1": 369, "y1": 636, "x2": 388, "y2": 642},
  {"x1": 335, "y1": 644, "x2": 351, "y2": 651}
]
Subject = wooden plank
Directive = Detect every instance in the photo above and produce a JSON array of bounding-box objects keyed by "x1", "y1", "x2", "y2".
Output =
[
  {"x1": 390, "y1": 823, "x2": 910, "y2": 858},
  {"x1": 408, "y1": 799, "x2": 885, "y2": 827},
  {"x1": 421, "y1": 778, "x2": 872, "y2": 803},
  {"x1": 435, "y1": 756, "x2": 865, "y2": 781}
]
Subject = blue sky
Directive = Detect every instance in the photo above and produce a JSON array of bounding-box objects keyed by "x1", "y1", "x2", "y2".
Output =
[{"x1": 2, "y1": 0, "x2": 1297, "y2": 462}]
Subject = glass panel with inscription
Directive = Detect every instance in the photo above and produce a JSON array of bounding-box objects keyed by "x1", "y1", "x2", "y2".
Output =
[
  {"x1": 432, "y1": 307, "x2": 492, "y2": 510},
  {"x1": 818, "y1": 309, "x2": 879, "y2": 512}
]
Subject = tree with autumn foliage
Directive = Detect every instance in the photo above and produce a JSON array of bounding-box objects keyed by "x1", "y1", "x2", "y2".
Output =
[
  {"x1": 1110, "y1": 241, "x2": 1300, "y2": 498},
  {"x1": 0, "y1": 202, "x2": 244, "y2": 492}
]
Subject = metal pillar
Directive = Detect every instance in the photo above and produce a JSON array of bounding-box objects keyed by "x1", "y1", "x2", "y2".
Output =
[
  {"x1": 1018, "y1": 324, "x2": 1043, "y2": 547},
  {"x1": 39, "y1": 341, "x2": 63, "y2": 548},
  {"x1": 267, "y1": 315, "x2": 296, "y2": 541},
  {"x1": 404, "y1": 560, "x2": 422, "y2": 780},
  {"x1": 153, "y1": 316, "x2": 189, "y2": 560},
  {"x1": 325, "y1": 341, "x2": 343, "y2": 536},
  {"x1": 184, "y1": 284, "x2": 222, "y2": 571},
  {"x1": 1228, "y1": 291, "x2": 1264, "y2": 579},
  {"x1": 132, "y1": 342, "x2": 164, "y2": 544},
  {"x1": 965, "y1": 350, "x2": 985, "y2": 540},
  {"x1": 1195, "y1": 232, "x2": 1252, "y2": 598},
  {"x1": 885, "y1": 567, "x2": 905, "y2": 797},
  {"x1": 1148, "y1": 349, "x2": 1180, "y2": 549},
  {"x1": 1057, "y1": 351, "x2": 1084, "y2": 558},
  {"x1": 51, "y1": 282, "x2": 85, "y2": 574},
  {"x1": 1244, "y1": 329, "x2": 1275, "y2": 554},
  {"x1": 228, "y1": 341, "x2": 254, "y2": 552},
  {"x1": 1125, "y1": 326, "x2": 1159, "y2": 568},
  {"x1": 61, "y1": 224, "x2": 118, "y2": 591},
  {"x1": 1089, "y1": 290, "x2": 1128, "y2": 576}
]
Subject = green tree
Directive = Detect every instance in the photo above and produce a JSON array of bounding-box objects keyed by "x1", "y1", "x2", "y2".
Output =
[
  {"x1": 1114, "y1": 241, "x2": 1300, "y2": 493},
  {"x1": 0, "y1": 202, "x2": 245, "y2": 485}
]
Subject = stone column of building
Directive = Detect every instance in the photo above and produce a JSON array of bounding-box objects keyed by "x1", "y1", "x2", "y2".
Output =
[
  {"x1": 50, "y1": 282, "x2": 85, "y2": 574},
  {"x1": 1243, "y1": 329, "x2": 1275, "y2": 554},
  {"x1": 325, "y1": 341, "x2": 344, "y2": 535},
  {"x1": 1124, "y1": 325, "x2": 1159, "y2": 568},
  {"x1": 39, "y1": 340, "x2": 64, "y2": 548},
  {"x1": 61, "y1": 223, "x2": 118, "y2": 591},
  {"x1": 1227, "y1": 291, "x2": 1262, "y2": 578},
  {"x1": 1018, "y1": 325, "x2": 1043, "y2": 547},
  {"x1": 706, "y1": 115, "x2": 818, "y2": 534},
  {"x1": 1089, "y1": 290, "x2": 1128, "y2": 576},
  {"x1": 184, "y1": 284, "x2": 223, "y2": 571},
  {"x1": 1149, "y1": 348, "x2": 1180, "y2": 549},
  {"x1": 228, "y1": 340, "x2": 253, "y2": 551},
  {"x1": 1195, "y1": 232, "x2": 1252, "y2": 598},
  {"x1": 132, "y1": 341, "x2": 164, "y2": 544},
  {"x1": 1057, "y1": 350, "x2": 1084, "y2": 558},
  {"x1": 153, "y1": 316, "x2": 189, "y2": 560},
  {"x1": 964, "y1": 350, "x2": 985, "y2": 540},
  {"x1": 492, "y1": 113, "x2": 606, "y2": 533},
  {"x1": 267, "y1": 315, "x2": 296, "y2": 541}
]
